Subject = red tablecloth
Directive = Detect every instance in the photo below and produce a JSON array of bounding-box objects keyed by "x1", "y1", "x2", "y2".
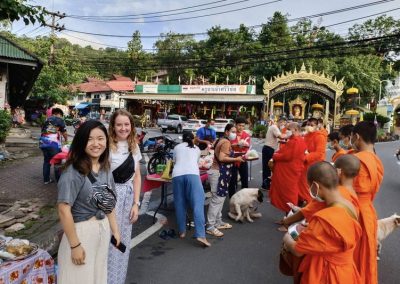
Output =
[
  {"x1": 0, "y1": 249, "x2": 56, "y2": 284},
  {"x1": 143, "y1": 173, "x2": 208, "y2": 192}
]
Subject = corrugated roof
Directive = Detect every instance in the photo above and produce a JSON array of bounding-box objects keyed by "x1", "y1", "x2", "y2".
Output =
[{"x1": 0, "y1": 35, "x2": 41, "y2": 62}]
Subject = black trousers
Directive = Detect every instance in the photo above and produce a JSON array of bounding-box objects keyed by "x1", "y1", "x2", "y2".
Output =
[
  {"x1": 261, "y1": 145, "x2": 275, "y2": 189},
  {"x1": 228, "y1": 161, "x2": 249, "y2": 198}
]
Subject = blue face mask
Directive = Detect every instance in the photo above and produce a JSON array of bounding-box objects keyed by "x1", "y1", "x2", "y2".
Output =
[
  {"x1": 327, "y1": 142, "x2": 335, "y2": 150},
  {"x1": 339, "y1": 140, "x2": 349, "y2": 150}
]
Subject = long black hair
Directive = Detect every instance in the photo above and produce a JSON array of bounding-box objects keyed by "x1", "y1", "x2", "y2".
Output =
[
  {"x1": 182, "y1": 131, "x2": 195, "y2": 148},
  {"x1": 64, "y1": 120, "x2": 110, "y2": 175}
]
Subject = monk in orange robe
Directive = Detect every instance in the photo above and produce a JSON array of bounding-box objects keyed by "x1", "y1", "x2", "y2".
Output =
[
  {"x1": 283, "y1": 162, "x2": 361, "y2": 284},
  {"x1": 317, "y1": 118, "x2": 329, "y2": 138},
  {"x1": 298, "y1": 118, "x2": 327, "y2": 203},
  {"x1": 270, "y1": 122, "x2": 306, "y2": 213},
  {"x1": 350, "y1": 121, "x2": 384, "y2": 284},
  {"x1": 328, "y1": 132, "x2": 347, "y2": 162},
  {"x1": 281, "y1": 154, "x2": 360, "y2": 226}
]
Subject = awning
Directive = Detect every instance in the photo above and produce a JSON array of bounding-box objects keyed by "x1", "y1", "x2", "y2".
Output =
[
  {"x1": 120, "y1": 93, "x2": 264, "y2": 103},
  {"x1": 75, "y1": 102, "x2": 91, "y2": 109}
]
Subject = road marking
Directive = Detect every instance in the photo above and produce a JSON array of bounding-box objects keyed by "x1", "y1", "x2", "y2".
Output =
[{"x1": 130, "y1": 212, "x2": 167, "y2": 249}]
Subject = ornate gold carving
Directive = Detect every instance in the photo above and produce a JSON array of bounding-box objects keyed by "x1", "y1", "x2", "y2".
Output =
[
  {"x1": 288, "y1": 96, "x2": 307, "y2": 120},
  {"x1": 263, "y1": 63, "x2": 345, "y2": 95}
]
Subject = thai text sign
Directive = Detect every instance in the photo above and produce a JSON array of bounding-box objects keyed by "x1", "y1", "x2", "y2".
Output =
[{"x1": 181, "y1": 85, "x2": 255, "y2": 95}]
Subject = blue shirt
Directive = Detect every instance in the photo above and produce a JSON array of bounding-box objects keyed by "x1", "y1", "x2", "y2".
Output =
[{"x1": 196, "y1": 126, "x2": 216, "y2": 141}]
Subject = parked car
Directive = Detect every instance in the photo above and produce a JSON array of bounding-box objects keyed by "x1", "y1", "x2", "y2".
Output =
[
  {"x1": 213, "y1": 118, "x2": 235, "y2": 134},
  {"x1": 157, "y1": 114, "x2": 188, "y2": 133},
  {"x1": 182, "y1": 119, "x2": 207, "y2": 132}
]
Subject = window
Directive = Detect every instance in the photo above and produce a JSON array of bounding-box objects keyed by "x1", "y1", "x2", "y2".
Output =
[
  {"x1": 105, "y1": 94, "x2": 111, "y2": 100},
  {"x1": 93, "y1": 94, "x2": 100, "y2": 99},
  {"x1": 78, "y1": 95, "x2": 84, "y2": 101}
]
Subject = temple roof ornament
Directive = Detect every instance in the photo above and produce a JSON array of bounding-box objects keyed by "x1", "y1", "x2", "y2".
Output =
[{"x1": 263, "y1": 63, "x2": 345, "y2": 96}]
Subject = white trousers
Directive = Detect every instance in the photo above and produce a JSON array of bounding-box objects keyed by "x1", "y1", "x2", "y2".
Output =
[{"x1": 58, "y1": 217, "x2": 110, "y2": 284}]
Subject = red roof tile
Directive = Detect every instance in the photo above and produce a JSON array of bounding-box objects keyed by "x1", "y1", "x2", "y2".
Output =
[
  {"x1": 106, "y1": 80, "x2": 134, "y2": 92},
  {"x1": 111, "y1": 74, "x2": 132, "y2": 81},
  {"x1": 75, "y1": 81, "x2": 112, "y2": 93}
]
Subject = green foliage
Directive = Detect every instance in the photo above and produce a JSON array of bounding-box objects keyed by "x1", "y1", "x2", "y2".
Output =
[
  {"x1": 252, "y1": 124, "x2": 268, "y2": 138},
  {"x1": 0, "y1": 0, "x2": 47, "y2": 25},
  {"x1": 363, "y1": 112, "x2": 390, "y2": 127},
  {"x1": 0, "y1": 110, "x2": 12, "y2": 143}
]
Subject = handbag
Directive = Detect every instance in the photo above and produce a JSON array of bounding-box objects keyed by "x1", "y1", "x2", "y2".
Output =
[
  {"x1": 112, "y1": 153, "x2": 135, "y2": 184},
  {"x1": 88, "y1": 172, "x2": 117, "y2": 214},
  {"x1": 279, "y1": 243, "x2": 303, "y2": 283},
  {"x1": 161, "y1": 159, "x2": 173, "y2": 180}
]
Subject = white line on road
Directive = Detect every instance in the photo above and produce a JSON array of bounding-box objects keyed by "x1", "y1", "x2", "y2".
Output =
[{"x1": 130, "y1": 212, "x2": 167, "y2": 249}]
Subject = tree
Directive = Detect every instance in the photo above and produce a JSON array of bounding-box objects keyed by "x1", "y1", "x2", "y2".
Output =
[{"x1": 0, "y1": 0, "x2": 47, "y2": 25}]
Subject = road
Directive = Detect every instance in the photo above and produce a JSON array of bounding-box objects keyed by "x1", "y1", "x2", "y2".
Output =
[{"x1": 125, "y1": 130, "x2": 400, "y2": 284}]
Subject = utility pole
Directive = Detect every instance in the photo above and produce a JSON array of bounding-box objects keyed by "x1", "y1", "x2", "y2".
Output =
[{"x1": 44, "y1": 11, "x2": 65, "y2": 65}]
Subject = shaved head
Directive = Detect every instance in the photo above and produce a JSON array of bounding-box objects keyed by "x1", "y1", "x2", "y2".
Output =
[
  {"x1": 288, "y1": 122, "x2": 301, "y2": 131},
  {"x1": 307, "y1": 161, "x2": 339, "y2": 189},
  {"x1": 334, "y1": 154, "x2": 360, "y2": 178}
]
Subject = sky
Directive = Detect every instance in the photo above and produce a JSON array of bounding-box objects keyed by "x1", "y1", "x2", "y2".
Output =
[{"x1": 9, "y1": 0, "x2": 400, "y2": 50}]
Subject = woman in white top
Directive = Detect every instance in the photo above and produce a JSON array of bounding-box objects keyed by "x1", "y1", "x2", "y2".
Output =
[
  {"x1": 172, "y1": 132, "x2": 210, "y2": 247},
  {"x1": 108, "y1": 109, "x2": 142, "y2": 284}
]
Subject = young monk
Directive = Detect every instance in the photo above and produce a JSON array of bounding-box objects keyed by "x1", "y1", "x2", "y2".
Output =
[
  {"x1": 298, "y1": 118, "x2": 327, "y2": 204},
  {"x1": 283, "y1": 161, "x2": 361, "y2": 284},
  {"x1": 281, "y1": 154, "x2": 360, "y2": 226},
  {"x1": 328, "y1": 132, "x2": 347, "y2": 162},
  {"x1": 269, "y1": 122, "x2": 307, "y2": 213},
  {"x1": 350, "y1": 121, "x2": 384, "y2": 284}
]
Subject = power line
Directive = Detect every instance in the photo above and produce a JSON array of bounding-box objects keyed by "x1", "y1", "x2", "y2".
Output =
[
  {"x1": 58, "y1": 7, "x2": 400, "y2": 51},
  {"x1": 65, "y1": 0, "x2": 282, "y2": 25},
  {"x1": 69, "y1": 0, "x2": 254, "y2": 22},
  {"x1": 68, "y1": 0, "x2": 231, "y2": 18},
  {"x1": 62, "y1": 0, "x2": 396, "y2": 37}
]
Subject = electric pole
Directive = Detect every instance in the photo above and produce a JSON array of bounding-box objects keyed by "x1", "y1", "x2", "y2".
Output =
[{"x1": 44, "y1": 11, "x2": 65, "y2": 65}]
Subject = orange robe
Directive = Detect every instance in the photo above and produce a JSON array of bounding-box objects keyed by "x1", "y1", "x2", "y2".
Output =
[
  {"x1": 298, "y1": 131, "x2": 327, "y2": 202},
  {"x1": 295, "y1": 206, "x2": 362, "y2": 284},
  {"x1": 269, "y1": 136, "x2": 307, "y2": 212},
  {"x1": 300, "y1": 185, "x2": 360, "y2": 221},
  {"x1": 352, "y1": 151, "x2": 384, "y2": 284},
  {"x1": 331, "y1": 148, "x2": 347, "y2": 162}
]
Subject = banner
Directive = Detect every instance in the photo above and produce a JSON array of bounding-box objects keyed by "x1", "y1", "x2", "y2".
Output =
[
  {"x1": 143, "y1": 85, "x2": 159, "y2": 93},
  {"x1": 181, "y1": 85, "x2": 254, "y2": 95}
]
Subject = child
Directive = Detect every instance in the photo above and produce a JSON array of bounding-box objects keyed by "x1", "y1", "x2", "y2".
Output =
[
  {"x1": 283, "y1": 162, "x2": 361, "y2": 284},
  {"x1": 57, "y1": 120, "x2": 120, "y2": 284},
  {"x1": 108, "y1": 109, "x2": 142, "y2": 284}
]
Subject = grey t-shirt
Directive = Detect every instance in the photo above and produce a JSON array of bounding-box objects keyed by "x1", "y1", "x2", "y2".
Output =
[{"x1": 57, "y1": 165, "x2": 115, "y2": 223}]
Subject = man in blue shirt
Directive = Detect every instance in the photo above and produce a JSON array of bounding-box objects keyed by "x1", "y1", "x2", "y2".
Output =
[
  {"x1": 39, "y1": 108, "x2": 68, "y2": 184},
  {"x1": 195, "y1": 119, "x2": 216, "y2": 150}
]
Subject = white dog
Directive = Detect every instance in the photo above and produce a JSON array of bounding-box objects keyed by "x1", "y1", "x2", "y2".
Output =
[
  {"x1": 228, "y1": 188, "x2": 264, "y2": 223},
  {"x1": 377, "y1": 213, "x2": 400, "y2": 260}
]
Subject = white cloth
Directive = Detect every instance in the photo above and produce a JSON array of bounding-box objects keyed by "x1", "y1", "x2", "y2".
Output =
[
  {"x1": 265, "y1": 124, "x2": 281, "y2": 150},
  {"x1": 57, "y1": 218, "x2": 110, "y2": 284},
  {"x1": 110, "y1": 141, "x2": 142, "y2": 181},
  {"x1": 172, "y1": 142, "x2": 200, "y2": 178}
]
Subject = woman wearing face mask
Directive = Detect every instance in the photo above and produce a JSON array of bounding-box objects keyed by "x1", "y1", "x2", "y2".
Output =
[{"x1": 206, "y1": 124, "x2": 244, "y2": 237}]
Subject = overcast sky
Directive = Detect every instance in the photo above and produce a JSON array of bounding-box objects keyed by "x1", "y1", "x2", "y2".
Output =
[{"x1": 10, "y1": 0, "x2": 400, "y2": 50}]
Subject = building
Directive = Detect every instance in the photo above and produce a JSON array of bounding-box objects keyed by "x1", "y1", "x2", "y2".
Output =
[
  {"x1": 386, "y1": 73, "x2": 400, "y2": 135},
  {"x1": 68, "y1": 75, "x2": 135, "y2": 114},
  {"x1": 0, "y1": 35, "x2": 43, "y2": 109},
  {"x1": 121, "y1": 84, "x2": 263, "y2": 121}
]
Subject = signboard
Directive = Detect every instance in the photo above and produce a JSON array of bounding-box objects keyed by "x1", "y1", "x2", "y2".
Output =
[
  {"x1": 181, "y1": 85, "x2": 254, "y2": 95},
  {"x1": 143, "y1": 85, "x2": 159, "y2": 93}
]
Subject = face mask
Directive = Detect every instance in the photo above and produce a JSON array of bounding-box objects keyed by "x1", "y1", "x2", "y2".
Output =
[
  {"x1": 280, "y1": 125, "x2": 285, "y2": 130},
  {"x1": 228, "y1": 132, "x2": 237, "y2": 141},
  {"x1": 327, "y1": 142, "x2": 335, "y2": 150},
  {"x1": 209, "y1": 126, "x2": 216, "y2": 131},
  {"x1": 306, "y1": 125, "x2": 316, "y2": 133},
  {"x1": 339, "y1": 140, "x2": 349, "y2": 150},
  {"x1": 286, "y1": 130, "x2": 292, "y2": 138},
  {"x1": 309, "y1": 183, "x2": 324, "y2": 202}
]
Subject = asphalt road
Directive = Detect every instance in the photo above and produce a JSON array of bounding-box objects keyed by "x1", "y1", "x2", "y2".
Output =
[{"x1": 126, "y1": 130, "x2": 400, "y2": 284}]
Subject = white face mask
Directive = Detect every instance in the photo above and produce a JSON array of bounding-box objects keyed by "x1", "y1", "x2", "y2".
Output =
[
  {"x1": 309, "y1": 182, "x2": 324, "y2": 202},
  {"x1": 307, "y1": 125, "x2": 316, "y2": 133},
  {"x1": 228, "y1": 132, "x2": 237, "y2": 141},
  {"x1": 286, "y1": 130, "x2": 292, "y2": 138}
]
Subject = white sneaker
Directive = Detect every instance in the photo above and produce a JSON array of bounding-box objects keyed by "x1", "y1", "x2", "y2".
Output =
[{"x1": 44, "y1": 179, "x2": 54, "y2": 185}]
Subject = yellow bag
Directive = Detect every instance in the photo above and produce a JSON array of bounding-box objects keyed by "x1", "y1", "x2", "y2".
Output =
[{"x1": 161, "y1": 159, "x2": 173, "y2": 180}]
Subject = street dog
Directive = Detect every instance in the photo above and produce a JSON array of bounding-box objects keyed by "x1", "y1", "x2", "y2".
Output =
[
  {"x1": 377, "y1": 213, "x2": 400, "y2": 260},
  {"x1": 228, "y1": 188, "x2": 263, "y2": 223}
]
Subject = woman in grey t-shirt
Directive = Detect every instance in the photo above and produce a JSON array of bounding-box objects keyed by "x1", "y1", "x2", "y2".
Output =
[{"x1": 57, "y1": 120, "x2": 120, "y2": 284}]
